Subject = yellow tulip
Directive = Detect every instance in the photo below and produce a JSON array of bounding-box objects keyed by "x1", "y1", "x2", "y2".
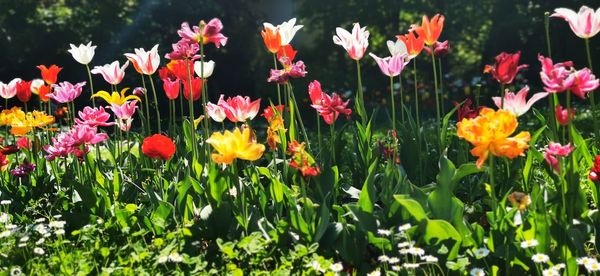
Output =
[
  {"x1": 206, "y1": 127, "x2": 265, "y2": 165},
  {"x1": 91, "y1": 88, "x2": 141, "y2": 105}
]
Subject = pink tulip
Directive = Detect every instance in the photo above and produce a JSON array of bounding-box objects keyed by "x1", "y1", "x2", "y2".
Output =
[
  {"x1": 0, "y1": 78, "x2": 21, "y2": 99},
  {"x1": 544, "y1": 142, "x2": 574, "y2": 173},
  {"x1": 165, "y1": 39, "x2": 200, "y2": 61},
  {"x1": 267, "y1": 57, "x2": 307, "y2": 84},
  {"x1": 555, "y1": 105, "x2": 575, "y2": 126},
  {"x1": 333, "y1": 23, "x2": 369, "y2": 60},
  {"x1": 538, "y1": 54, "x2": 575, "y2": 93},
  {"x1": 124, "y1": 44, "x2": 160, "y2": 75},
  {"x1": 423, "y1": 40, "x2": 449, "y2": 57},
  {"x1": 206, "y1": 101, "x2": 226, "y2": 122},
  {"x1": 75, "y1": 106, "x2": 114, "y2": 127},
  {"x1": 308, "y1": 80, "x2": 352, "y2": 125},
  {"x1": 178, "y1": 19, "x2": 228, "y2": 48},
  {"x1": 71, "y1": 125, "x2": 109, "y2": 146},
  {"x1": 91, "y1": 61, "x2": 129, "y2": 85},
  {"x1": 109, "y1": 100, "x2": 138, "y2": 120},
  {"x1": 571, "y1": 68, "x2": 599, "y2": 99},
  {"x1": 552, "y1": 6, "x2": 600, "y2": 39},
  {"x1": 217, "y1": 94, "x2": 261, "y2": 123},
  {"x1": 44, "y1": 132, "x2": 77, "y2": 161},
  {"x1": 44, "y1": 125, "x2": 108, "y2": 161},
  {"x1": 369, "y1": 53, "x2": 409, "y2": 77},
  {"x1": 492, "y1": 86, "x2": 548, "y2": 117},
  {"x1": 49, "y1": 81, "x2": 86, "y2": 103},
  {"x1": 162, "y1": 78, "x2": 180, "y2": 100}
]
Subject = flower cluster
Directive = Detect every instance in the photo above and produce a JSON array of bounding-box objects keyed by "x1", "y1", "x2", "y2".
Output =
[{"x1": 287, "y1": 141, "x2": 320, "y2": 177}]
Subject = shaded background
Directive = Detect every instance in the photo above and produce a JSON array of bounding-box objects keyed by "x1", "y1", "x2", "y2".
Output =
[{"x1": 0, "y1": 0, "x2": 599, "y2": 116}]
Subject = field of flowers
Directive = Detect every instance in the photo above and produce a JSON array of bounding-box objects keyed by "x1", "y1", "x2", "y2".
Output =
[{"x1": 0, "y1": 4, "x2": 600, "y2": 275}]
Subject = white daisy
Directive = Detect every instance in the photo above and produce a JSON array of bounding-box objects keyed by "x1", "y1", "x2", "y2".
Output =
[
  {"x1": 470, "y1": 267, "x2": 485, "y2": 276},
  {"x1": 532, "y1": 253, "x2": 550, "y2": 263},
  {"x1": 330, "y1": 262, "x2": 343, "y2": 272},
  {"x1": 473, "y1": 247, "x2": 490, "y2": 259},
  {"x1": 520, "y1": 239, "x2": 538, "y2": 248}
]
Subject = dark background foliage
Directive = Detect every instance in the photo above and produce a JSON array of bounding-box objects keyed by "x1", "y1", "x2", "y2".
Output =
[{"x1": 0, "y1": 0, "x2": 598, "y2": 115}]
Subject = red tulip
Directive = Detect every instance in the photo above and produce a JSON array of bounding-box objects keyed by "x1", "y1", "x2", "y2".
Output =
[
  {"x1": 555, "y1": 105, "x2": 575, "y2": 126},
  {"x1": 182, "y1": 77, "x2": 204, "y2": 101},
  {"x1": 37, "y1": 65, "x2": 62, "y2": 85},
  {"x1": 141, "y1": 134, "x2": 176, "y2": 160},
  {"x1": 484, "y1": 51, "x2": 528, "y2": 85},
  {"x1": 277, "y1": 45, "x2": 297, "y2": 61},
  {"x1": 16, "y1": 80, "x2": 32, "y2": 103},
  {"x1": 163, "y1": 78, "x2": 180, "y2": 100}
]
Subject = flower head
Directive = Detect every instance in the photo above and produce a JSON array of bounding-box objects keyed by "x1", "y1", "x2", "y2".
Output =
[
  {"x1": 162, "y1": 78, "x2": 180, "y2": 100},
  {"x1": 75, "y1": 106, "x2": 114, "y2": 127},
  {"x1": 267, "y1": 57, "x2": 307, "y2": 84},
  {"x1": 142, "y1": 134, "x2": 176, "y2": 161},
  {"x1": 206, "y1": 127, "x2": 265, "y2": 165},
  {"x1": 194, "y1": 60, "x2": 215, "y2": 79},
  {"x1": 182, "y1": 77, "x2": 205, "y2": 101},
  {"x1": 308, "y1": 80, "x2": 352, "y2": 125},
  {"x1": 571, "y1": 68, "x2": 599, "y2": 99},
  {"x1": 492, "y1": 86, "x2": 548, "y2": 116},
  {"x1": 507, "y1": 191, "x2": 531, "y2": 211},
  {"x1": 589, "y1": 155, "x2": 600, "y2": 182},
  {"x1": 333, "y1": 22, "x2": 369, "y2": 60},
  {"x1": 16, "y1": 80, "x2": 32, "y2": 103},
  {"x1": 91, "y1": 60, "x2": 129, "y2": 85},
  {"x1": 217, "y1": 95, "x2": 261, "y2": 123},
  {"x1": 178, "y1": 19, "x2": 228, "y2": 47},
  {"x1": 551, "y1": 6, "x2": 600, "y2": 39},
  {"x1": 11, "y1": 162, "x2": 35, "y2": 178},
  {"x1": 454, "y1": 99, "x2": 481, "y2": 121},
  {"x1": 423, "y1": 40, "x2": 449, "y2": 57},
  {"x1": 0, "y1": 78, "x2": 20, "y2": 99},
  {"x1": 386, "y1": 39, "x2": 408, "y2": 56},
  {"x1": 91, "y1": 88, "x2": 141, "y2": 106},
  {"x1": 413, "y1": 14, "x2": 445, "y2": 46},
  {"x1": 288, "y1": 141, "x2": 320, "y2": 177},
  {"x1": 532, "y1": 253, "x2": 550, "y2": 264},
  {"x1": 520, "y1": 239, "x2": 539, "y2": 248},
  {"x1": 538, "y1": 55, "x2": 575, "y2": 93},
  {"x1": 369, "y1": 53, "x2": 409, "y2": 77},
  {"x1": 49, "y1": 81, "x2": 86, "y2": 103},
  {"x1": 396, "y1": 31, "x2": 425, "y2": 59},
  {"x1": 484, "y1": 52, "x2": 528, "y2": 85},
  {"x1": 261, "y1": 25, "x2": 281, "y2": 53},
  {"x1": 68, "y1": 42, "x2": 96, "y2": 65},
  {"x1": 124, "y1": 44, "x2": 160, "y2": 75},
  {"x1": 37, "y1": 65, "x2": 62, "y2": 85},
  {"x1": 165, "y1": 39, "x2": 200, "y2": 60},
  {"x1": 205, "y1": 102, "x2": 226, "y2": 122},
  {"x1": 277, "y1": 45, "x2": 297, "y2": 61},
  {"x1": 264, "y1": 18, "x2": 303, "y2": 46},
  {"x1": 457, "y1": 108, "x2": 530, "y2": 168},
  {"x1": 555, "y1": 105, "x2": 575, "y2": 126}
]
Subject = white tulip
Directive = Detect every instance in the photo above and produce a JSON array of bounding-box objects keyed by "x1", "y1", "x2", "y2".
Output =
[
  {"x1": 387, "y1": 40, "x2": 408, "y2": 57},
  {"x1": 194, "y1": 60, "x2": 215, "y2": 79},
  {"x1": 264, "y1": 18, "x2": 303, "y2": 46},
  {"x1": 68, "y1": 42, "x2": 96, "y2": 65}
]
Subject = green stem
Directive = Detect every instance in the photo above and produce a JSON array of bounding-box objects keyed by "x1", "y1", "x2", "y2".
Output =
[
  {"x1": 141, "y1": 74, "x2": 151, "y2": 135},
  {"x1": 185, "y1": 59, "x2": 197, "y2": 176},
  {"x1": 330, "y1": 121, "x2": 336, "y2": 163},
  {"x1": 398, "y1": 74, "x2": 405, "y2": 124},
  {"x1": 544, "y1": 12, "x2": 552, "y2": 59},
  {"x1": 85, "y1": 64, "x2": 96, "y2": 108},
  {"x1": 356, "y1": 60, "x2": 366, "y2": 124},
  {"x1": 438, "y1": 57, "x2": 445, "y2": 115},
  {"x1": 500, "y1": 84, "x2": 505, "y2": 109},
  {"x1": 488, "y1": 155, "x2": 498, "y2": 222},
  {"x1": 273, "y1": 54, "x2": 282, "y2": 106},
  {"x1": 413, "y1": 60, "x2": 420, "y2": 129},
  {"x1": 288, "y1": 83, "x2": 310, "y2": 150},
  {"x1": 585, "y1": 38, "x2": 599, "y2": 139},
  {"x1": 316, "y1": 112, "x2": 322, "y2": 155},
  {"x1": 148, "y1": 75, "x2": 161, "y2": 133},
  {"x1": 430, "y1": 47, "x2": 440, "y2": 137},
  {"x1": 389, "y1": 76, "x2": 396, "y2": 132}
]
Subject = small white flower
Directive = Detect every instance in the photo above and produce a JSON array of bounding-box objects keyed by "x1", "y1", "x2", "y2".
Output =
[
  {"x1": 542, "y1": 268, "x2": 559, "y2": 276},
  {"x1": 422, "y1": 255, "x2": 438, "y2": 263},
  {"x1": 520, "y1": 239, "x2": 538, "y2": 248},
  {"x1": 0, "y1": 213, "x2": 9, "y2": 223},
  {"x1": 54, "y1": 229, "x2": 65, "y2": 236},
  {"x1": 0, "y1": 230, "x2": 12, "y2": 238},
  {"x1": 168, "y1": 252, "x2": 183, "y2": 263},
  {"x1": 34, "y1": 218, "x2": 46, "y2": 223},
  {"x1": 33, "y1": 247, "x2": 45, "y2": 255},
  {"x1": 388, "y1": 257, "x2": 400, "y2": 264},
  {"x1": 6, "y1": 224, "x2": 17, "y2": 230},
  {"x1": 377, "y1": 255, "x2": 389, "y2": 263},
  {"x1": 532, "y1": 253, "x2": 550, "y2": 263},
  {"x1": 330, "y1": 262, "x2": 343, "y2": 272},
  {"x1": 53, "y1": 215, "x2": 62, "y2": 219},
  {"x1": 49, "y1": 220, "x2": 66, "y2": 228},
  {"x1": 306, "y1": 260, "x2": 324, "y2": 272},
  {"x1": 407, "y1": 246, "x2": 425, "y2": 256},
  {"x1": 377, "y1": 229, "x2": 391, "y2": 236},
  {"x1": 19, "y1": 236, "x2": 29, "y2": 243},
  {"x1": 397, "y1": 241, "x2": 413, "y2": 248},
  {"x1": 391, "y1": 265, "x2": 401, "y2": 271},
  {"x1": 473, "y1": 247, "x2": 490, "y2": 259},
  {"x1": 403, "y1": 263, "x2": 420, "y2": 269},
  {"x1": 398, "y1": 223, "x2": 412, "y2": 232},
  {"x1": 97, "y1": 218, "x2": 104, "y2": 225},
  {"x1": 470, "y1": 268, "x2": 486, "y2": 276},
  {"x1": 577, "y1": 257, "x2": 597, "y2": 265},
  {"x1": 157, "y1": 255, "x2": 168, "y2": 264},
  {"x1": 43, "y1": 233, "x2": 51, "y2": 238},
  {"x1": 366, "y1": 269, "x2": 381, "y2": 276},
  {"x1": 18, "y1": 243, "x2": 27, "y2": 248},
  {"x1": 35, "y1": 238, "x2": 45, "y2": 245},
  {"x1": 10, "y1": 267, "x2": 22, "y2": 276},
  {"x1": 68, "y1": 42, "x2": 97, "y2": 65},
  {"x1": 586, "y1": 261, "x2": 600, "y2": 272},
  {"x1": 34, "y1": 224, "x2": 48, "y2": 235},
  {"x1": 551, "y1": 263, "x2": 565, "y2": 271},
  {"x1": 0, "y1": 200, "x2": 11, "y2": 205}
]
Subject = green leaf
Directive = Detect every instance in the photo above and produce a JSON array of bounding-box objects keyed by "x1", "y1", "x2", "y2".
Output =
[
  {"x1": 358, "y1": 159, "x2": 379, "y2": 213},
  {"x1": 393, "y1": 195, "x2": 428, "y2": 222},
  {"x1": 424, "y1": 219, "x2": 462, "y2": 259}
]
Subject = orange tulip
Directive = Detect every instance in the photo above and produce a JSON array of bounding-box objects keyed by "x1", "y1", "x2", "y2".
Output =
[
  {"x1": 261, "y1": 27, "x2": 282, "y2": 54},
  {"x1": 413, "y1": 14, "x2": 445, "y2": 46},
  {"x1": 457, "y1": 108, "x2": 530, "y2": 168},
  {"x1": 396, "y1": 31, "x2": 425, "y2": 58},
  {"x1": 36, "y1": 65, "x2": 62, "y2": 85}
]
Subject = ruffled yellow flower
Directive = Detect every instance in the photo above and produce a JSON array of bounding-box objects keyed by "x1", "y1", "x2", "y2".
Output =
[
  {"x1": 0, "y1": 107, "x2": 25, "y2": 126},
  {"x1": 91, "y1": 88, "x2": 141, "y2": 105},
  {"x1": 206, "y1": 127, "x2": 265, "y2": 165},
  {"x1": 6, "y1": 109, "x2": 55, "y2": 136},
  {"x1": 457, "y1": 107, "x2": 530, "y2": 168}
]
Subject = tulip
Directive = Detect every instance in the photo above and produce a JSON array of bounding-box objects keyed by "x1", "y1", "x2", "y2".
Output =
[
  {"x1": 571, "y1": 68, "x2": 599, "y2": 99},
  {"x1": 67, "y1": 42, "x2": 97, "y2": 65},
  {"x1": 276, "y1": 45, "x2": 297, "y2": 61},
  {"x1": 0, "y1": 79, "x2": 20, "y2": 99},
  {"x1": 413, "y1": 14, "x2": 445, "y2": 46},
  {"x1": 162, "y1": 78, "x2": 180, "y2": 100},
  {"x1": 555, "y1": 105, "x2": 575, "y2": 126},
  {"x1": 177, "y1": 19, "x2": 228, "y2": 48},
  {"x1": 544, "y1": 142, "x2": 574, "y2": 173},
  {"x1": 423, "y1": 40, "x2": 449, "y2": 57},
  {"x1": 75, "y1": 106, "x2": 114, "y2": 127},
  {"x1": 71, "y1": 124, "x2": 109, "y2": 146},
  {"x1": 264, "y1": 18, "x2": 303, "y2": 46},
  {"x1": 165, "y1": 39, "x2": 200, "y2": 60},
  {"x1": 484, "y1": 51, "x2": 528, "y2": 85},
  {"x1": 551, "y1": 6, "x2": 600, "y2": 39},
  {"x1": 492, "y1": 86, "x2": 548, "y2": 117},
  {"x1": 37, "y1": 65, "x2": 62, "y2": 85},
  {"x1": 142, "y1": 134, "x2": 176, "y2": 161},
  {"x1": 396, "y1": 31, "x2": 425, "y2": 59},
  {"x1": 207, "y1": 127, "x2": 265, "y2": 165},
  {"x1": 16, "y1": 80, "x2": 32, "y2": 103},
  {"x1": 267, "y1": 58, "x2": 307, "y2": 84},
  {"x1": 386, "y1": 40, "x2": 408, "y2": 56},
  {"x1": 453, "y1": 99, "x2": 481, "y2": 121},
  {"x1": 333, "y1": 22, "x2": 369, "y2": 60},
  {"x1": 206, "y1": 102, "x2": 226, "y2": 122},
  {"x1": 589, "y1": 155, "x2": 600, "y2": 182},
  {"x1": 261, "y1": 25, "x2": 281, "y2": 53},
  {"x1": 217, "y1": 94, "x2": 261, "y2": 123},
  {"x1": 37, "y1": 85, "x2": 52, "y2": 102},
  {"x1": 30, "y1": 79, "x2": 44, "y2": 94},
  {"x1": 193, "y1": 60, "x2": 215, "y2": 79},
  {"x1": 109, "y1": 100, "x2": 138, "y2": 120},
  {"x1": 17, "y1": 137, "x2": 31, "y2": 150},
  {"x1": 369, "y1": 53, "x2": 409, "y2": 77},
  {"x1": 287, "y1": 141, "x2": 320, "y2": 177},
  {"x1": 124, "y1": 44, "x2": 160, "y2": 75},
  {"x1": 49, "y1": 81, "x2": 86, "y2": 103},
  {"x1": 538, "y1": 54, "x2": 575, "y2": 93},
  {"x1": 91, "y1": 60, "x2": 129, "y2": 85},
  {"x1": 308, "y1": 80, "x2": 352, "y2": 125},
  {"x1": 91, "y1": 88, "x2": 141, "y2": 106},
  {"x1": 182, "y1": 77, "x2": 204, "y2": 101}
]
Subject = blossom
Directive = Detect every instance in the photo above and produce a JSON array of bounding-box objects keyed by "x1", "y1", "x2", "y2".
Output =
[
  {"x1": 142, "y1": 134, "x2": 176, "y2": 161},
  {"x1": 7, "y1": 110, "x2": 55, "y2": 136},
  {"x1": 551, "y1": 6, "x2": 600, "y2": 39},
  {"x1": 0, "y1": 79, "x2": 19, "y2": 99},
  {"x1": 178, "y1": 19, "x2": 228, "y2": 47},
  {"x1": 124, "y1": 44, "x2": 160, "y2": 75},
  {"x1": 15, "y1": 80, "x2": 32, "y2": 103},
  {"x1": 413, "y1": 14, "x2": 445, "y2": 46},
  {"x1": 386, "y1": 39, "x2": 408, "y2": 56},
  {"x1": 288, "y1": 141, "x2": 320, "y2": 176},
  {"x1": 37, "y1": 65, "x2": 62, "y2": 85},
  {"x1": 484, "y1": 52, "x2": 528, "y2": 85},
  {"x1": 507, "y1": 191, "x2": 531, "y2": 211},
  {"x1": 520, "y1": 239, "x2": 539, "y2": 248},
  {"x1": 473, "y1": 248, "x2": 490, "y2": 259},
  {"x1": 91, "y1": 88, "x2": 141, "y2": 105},
  {"x1": 44, "y1": 125, "x2": 107, "y2": 160},
  {"x1": 75, "y1": 106, "x2": 114, "y2": 127},
  {"x1": 70, "y1": 124, "x2": 109, "y2": 146},
  {"x1": 267, "y1": 57, "x2": 307, "y2": 84},
  {"x1": 262, "y1": 105, "x2": 286, "y2": 150},
  {"x1": 538, "y1": 55, "x2": 575, "y2": 93},
  {"x1": 555, "y1": 105, "x2": 574, "y2": 126},
  {"x1": 36, "y1": 85, "x2": 52, "y2": 102},
  {"x1": 261, "y1": 25, "x2": 281, "y2": 53},
  {"x1": 0, "y1": 154, "x2": 8, "y2": 171},
  {"x1": 454, "y1": 99, "x2": 481, "y2": 121},
  {"x1": 589, "y1": 155, "x2": 600, "y2": 182},
  {"x1": 264, "y1": 18, "x2": 303, "y2": 46},
  {"x1": 470, "y1": 268, "x2": 485, "y2": 276},
  {"x1": 49, "y1": 81, "x2": 86, "y2": 103},
  {"x1": 396, "y1": 31, "x2": 425, "y2": 58},
  {"x1": 194, "y1": 60, "x2": 215, "y2": 79},
  {"x1": 308, "y1": 80, "x2": 352, "y2": 125},
  {"x1": 277, "y1": 45, "x2": 297, "y2": 61},
  {"x1": 570, "y1": 68, "x2": 599, "y2": 99},
  {"x1": 492, "y1": 86, "x2": 548, "y2": 116},
  {"x1": 164, "y1": 39, "x2": 200, "y2": 60},
  {"x1": 206, "y1": 127, "x2": 265, "y2": 165},
  {"x1": 17, "y1": 137, "x2": 31, "y2": 150},
  {"x1": 162, "y1": 78, "x2": 180, "y2": 100},
  {"x1": 333, "y1": 22, "x2": 369, "y2": 60},
  {"x1": 369, "y1": 53, "x2": 409, "y2": 77},
  {"x1": 182, "y1": 77, "x2": 204, "y2": 101},
  {"x1": 205, "y1": 102, "x2": 226, "y2": 122},
  {"x1": 11, "y1": 162, "x2": 35, "y2": 177},
  {"x1": 91, "y1": 60, "x2": 130, "y2": 85},
  {"x1": 109, "y1": 100, "x2": 138, "y2": 131},
  {"x1": 456, "y1": 108, "x2": 530, "y2": 168},
  {"x1": 423, "y1": 40, "x2": 449, "y2": 57},
  {"x1": 217, "y1": 95, "x2": 261, "y2": 123},
  {"x1": 544, "y1": 142, "x2": 574, "y2": 173},
  {"x1": 67, "y1": 42, "x2": 96, "y2": 65},
  {"x1": 532, "y1": 253, "x2": 550, "y2": 264}
]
